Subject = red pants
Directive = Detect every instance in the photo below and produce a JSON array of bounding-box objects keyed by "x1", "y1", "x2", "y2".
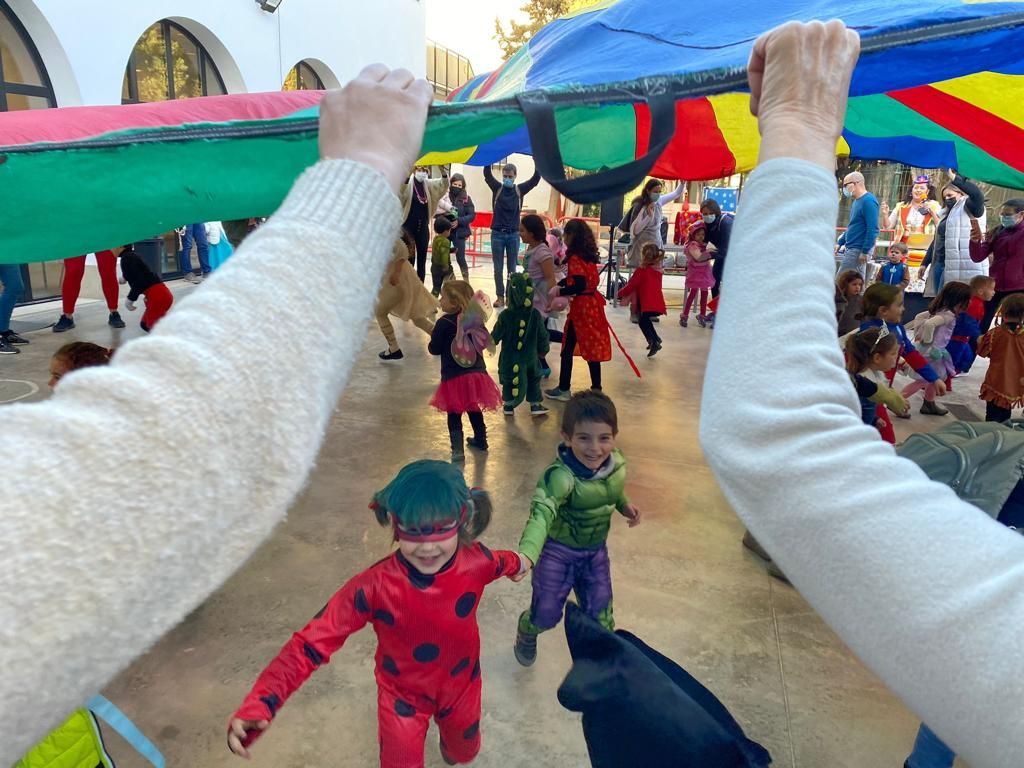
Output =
[
  {"x1": 682, "y1": 288, "x2": 709, "y2": 317},
  {"x1": 141, "y1": 283, "x2": 173, "y2": 331},
  {"x1": 63, "y1": 252, "x2": 118, "y2": 315},
  {"x1": 377, "y1": 681, "x2": 481, "y2": 767}
]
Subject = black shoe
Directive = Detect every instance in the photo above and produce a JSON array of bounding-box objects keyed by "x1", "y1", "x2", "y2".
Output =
[
  {"x1": 0, "y1": 337, "x2": 18, "y2": 355},
  {"x1": 647, "y1": 341, "x2": 662, "y2": 357},
  {"x1": 652, "y1": 316, "x2": 660, "y2": 323},
  {"x1": 53, "y1": 315, "x2": 75, "y2": 333},
  {"x1": 1, "y1": 331, "x2": 29, "y2": 345},
  {"x1": 450, "y1": 431, "x2": 466, "y2": 463},
  {"x1": 378, "y1": 349, "x2": 404, "y2": 361},
  {"x1": 467, "y1": 436, "x2": 489, "y2": 452},
  {"x1": 108, "y1": 312, "x2": 126, "y2": 329},
  {"x1": 514, "y1": 628, "x2": 537, "y2": 667}
]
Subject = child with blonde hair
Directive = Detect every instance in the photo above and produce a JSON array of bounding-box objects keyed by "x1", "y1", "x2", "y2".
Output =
[{"x1": 617, "y1": 243, "x2": 667, "y2": 356}]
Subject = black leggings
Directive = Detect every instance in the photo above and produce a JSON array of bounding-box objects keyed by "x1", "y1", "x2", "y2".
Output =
[
  {"x1": 447, "y1": 411, "x2": 486, "y2": 441},
  {"x1": 539, "y1": 327, "x2": 564, "y2": 370},
  {"x1": 638, "y1": 312, "x2": 661, "y2": 346},
  {"x1": 404, "y1": 212, "x2": 430, "y2": 282},
  {"x1": 558, "y1": 321, "x2": 601, "y2": 392},
  {"x1": 986, "y1": 401, "x2": 1013, "y2": 423},
  {"x1": 454, "y1": 236, "x2": 469, "y2": 276}
]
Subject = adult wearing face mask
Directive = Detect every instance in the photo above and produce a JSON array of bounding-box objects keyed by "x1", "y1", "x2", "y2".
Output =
[
  {"x1": 400, "y1": 164, "x2": 449, "y2": 282},
  {"x1": 971, "y1": 199, "x2": 1024, "y2": 331},
  {"x1": 625, "y1": 178, "x2": 684, "y2": 269},
  {"x1": 836, "y1": 171, "x2": 880, "y2": 279},
  {"x1": 436, "y1": 173, "x2": 475, "y2": 281},
  {"x1": 702, "y1": 198, "x2": 734, "y2": 301},
  {"x1": 918, "y1": 169, "x2": 987, "y2": 297},
  {"x1": 483, "y1": 162, "x2": 541, "y2": 307}
]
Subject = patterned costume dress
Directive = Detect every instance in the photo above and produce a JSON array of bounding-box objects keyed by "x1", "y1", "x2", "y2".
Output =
[
  {"x1": 233, "y1": 544, "x2": 522, "y2": 768},
  {"x1": 907, "y1": 309, "x2": 958, "y2": 383},
  {"x1": 491, "y1": 273, "x2": 550, "y2": 408},
  {"x1": 517, "y1": 446, "x2": 629, "y2": 636},
  {"x1": 565, "y1": 254, "x2": 611, "y2": 362}
]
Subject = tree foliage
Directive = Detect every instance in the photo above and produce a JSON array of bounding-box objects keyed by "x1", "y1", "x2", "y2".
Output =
[{"x1": 494, "y1": 0, "x2": 575, "y2": 61}]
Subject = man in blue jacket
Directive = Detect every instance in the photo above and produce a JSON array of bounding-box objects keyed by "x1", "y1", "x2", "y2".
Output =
[{"x1": 837, "y1": 171, "x2": 880, "y2": 277}]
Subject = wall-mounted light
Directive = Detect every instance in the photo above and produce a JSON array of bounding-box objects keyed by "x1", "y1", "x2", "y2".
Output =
[{"x1": 255, "y1": 0, "x2": 285, "y2": 11}]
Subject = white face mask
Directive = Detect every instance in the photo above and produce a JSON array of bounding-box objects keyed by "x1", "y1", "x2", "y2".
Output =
[
  {"x1": 703, "y1": 214, "x2": 717, "y2": 225},
  {"x1": 414, "y1": 171, "x2": 428, "y2": 182}
]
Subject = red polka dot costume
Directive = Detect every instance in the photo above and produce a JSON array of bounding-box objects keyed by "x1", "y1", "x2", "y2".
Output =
[{"x1": 233, "y1": 543, "x2": 522, "y2": 767}]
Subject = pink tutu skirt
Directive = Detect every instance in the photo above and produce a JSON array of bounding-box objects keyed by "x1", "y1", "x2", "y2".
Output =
[{"x1": 430, "y1": 372, "x2": 502, "y2": 413}]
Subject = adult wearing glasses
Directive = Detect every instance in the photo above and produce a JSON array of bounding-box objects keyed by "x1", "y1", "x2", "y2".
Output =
[{"x1": 836, "y1": 171, "x2": 880, "y2": 278}]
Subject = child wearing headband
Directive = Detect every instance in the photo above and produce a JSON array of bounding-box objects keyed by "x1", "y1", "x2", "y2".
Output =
[{"x1": 228, "y1": 460, "x2": 527, "y2": 767}]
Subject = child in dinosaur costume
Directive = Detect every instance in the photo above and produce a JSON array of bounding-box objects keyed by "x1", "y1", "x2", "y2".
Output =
[
  {"x1": 491, "y1": 272, "x2": 551, "y2": 417},
  {"x1": 512, "y1": 390, "x2": 641, "y2": 666}
]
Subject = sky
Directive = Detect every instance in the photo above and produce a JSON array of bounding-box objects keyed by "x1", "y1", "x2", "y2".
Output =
[{"x1": 425, "y1": 0, "x2": 525, "y2": 74}]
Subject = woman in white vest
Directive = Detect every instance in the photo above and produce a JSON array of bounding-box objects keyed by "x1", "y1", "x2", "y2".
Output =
[{"x1": 919, "y1": 170, "x2": 987, "y2": 296}]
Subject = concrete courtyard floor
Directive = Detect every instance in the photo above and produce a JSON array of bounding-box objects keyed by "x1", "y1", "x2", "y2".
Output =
[{"x1": 2, "y1": 268, "x2": 979, "y2": 767}]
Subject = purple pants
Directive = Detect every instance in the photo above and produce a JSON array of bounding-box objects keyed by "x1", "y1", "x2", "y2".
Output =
[{"x1": 529, "y1": 539, "x2": 613, "y2": 630}]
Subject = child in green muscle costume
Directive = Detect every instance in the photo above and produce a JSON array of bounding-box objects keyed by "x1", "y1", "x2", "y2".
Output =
[{"x1": 511, "y1": 390, "x2": 641, "y2": 666}]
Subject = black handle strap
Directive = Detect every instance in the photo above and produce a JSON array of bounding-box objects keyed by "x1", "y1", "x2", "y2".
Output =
[{"x1": 516, "y1": 90, "x2": 678, "y2": 204}]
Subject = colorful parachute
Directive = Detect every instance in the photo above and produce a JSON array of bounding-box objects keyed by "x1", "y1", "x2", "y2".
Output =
[{"x1": 1, "y1": 0, "x2": 1024, "y2": 264}]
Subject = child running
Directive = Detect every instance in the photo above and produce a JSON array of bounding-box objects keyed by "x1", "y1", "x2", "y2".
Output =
[
  {"x1": 512, "y1": 390, "x2": 640, "y2": 666},
  {"x1": 903, "y1": 281, "x2": 971, "y2": 416},
  {"x1": 977, "y1": 294, "x2": 1024, "y2": 422},
  {"x1": 429, "y1": 280, "x2": 502, "y2": 462},
  {"x1": 431, "y1": 218, "x2": 456, "y2": 297},
  {"x1": 679, "y1": 221, "x2": 715, "y2": 328},
  {"x1": 491, "y1": 272, "x2": 550, "y2": 417},
  {"x1": 617, "y1": 243, "x2": 667, "y2": 357},
  {"x1": 874, "y1": 242, "x2": 910, "y2": 288},
  {"x1": 844, "y1": 326, "x2": 909, "y2": 443},
  {"x1": 117, "y1": 244, "x2": 174, "y2": 332},
  {"x1": 545, "y1": 220, "x2": 612, "y2": 400},
  {"x1": 48, "y1": 342, "x2": 113, "y2": 389},
  {"x1": 227, "y1": 460, "x2": 526, "y2": 767},
  {"x1": 835, "y1": 269, "x2": 865, "y2": 336},
  {"x1": 859, "y1": 283, "x2": 947, "y2": 419}
]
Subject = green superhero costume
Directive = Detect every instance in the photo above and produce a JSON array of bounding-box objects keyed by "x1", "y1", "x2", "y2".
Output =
[
  {"x1": 491, "y1": 272, "x2": 550, "y2": 408},
  {"x1": 517, "y1": 447, "x2": 629, "y2": 636}
]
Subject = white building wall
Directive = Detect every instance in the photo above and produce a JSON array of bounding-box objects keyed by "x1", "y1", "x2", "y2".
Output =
[{"x1": 7, "y1": 0, "x2": 425, "y2": 107}]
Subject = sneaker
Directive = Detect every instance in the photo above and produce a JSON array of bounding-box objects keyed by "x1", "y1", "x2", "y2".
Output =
[
  {"x1": 494, "y1": 297, "x2": 506, "y2": 308},
  {"x1": 679, "y1": 315, "x2": 688, "y2": 327},
  {"x1": 545, "y1": 387, "x2": 571, "y2": 402},
  {"x1": 514, "y1": 628, "x2": 537, "y2": 667},
  {"x1": 920, "y1": 400, "x2": 949, "y2": 416},
  {"x1": 53, "y1": 315, "x2": 75, "y2": 333},
  {"x1": 378, "y1": 349, "x2": 404, "y2": 361},
  {"x1": 696, "y1": 314, "x2": 708, "y2": 328},
  {"x1": 647, "y1": 341, "x2": 662, "y2": 358},
  {"x1": 183, "y1": 272, "x2": 202, "y2": 284},
  {"x1": 503, "y1": 403, "x2": 516, "y2": 416},
  {"x1": 0, "y1": 337, "x2": 18, "y2": 355},
  {"x1": 1, "y1": 331, "x2": 29, "y2": 345},
  {"x1": 108, "y1": 312, "x2": 126, "y2": 329},
  {"x1": 530, "y1": 403, "x2": 550, "y2": 417},
  {"x1": 541, "y1": 366, "x2": 552, "y2": 379},
  {"x1": 466, "y1": 436, "x2": 489, "y2": 452},
  {"x1": 705, "y1": 312, "x2": 715, "y2": 329}
]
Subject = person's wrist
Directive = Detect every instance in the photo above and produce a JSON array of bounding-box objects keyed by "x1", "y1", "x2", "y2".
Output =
[{"x1": 757, "y1": 119, "x2": 839, "y2": 171}]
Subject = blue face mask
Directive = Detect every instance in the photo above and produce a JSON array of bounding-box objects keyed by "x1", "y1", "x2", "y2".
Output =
[
  {"x1": 842, "y1": 187, "x2": 853, "y2": 199},
  {"x1": 703, "y1": 214, "x2": 716, "y2": 225},
  {"x1": 503, "y1": 178, "x2": 515, "y2": 189},
  {"x1": 649, "y1": 192, "x2": 660, "y2": 202},
  {"x1": 1001, "y1": 215, "x2": 1021, "y2": 229}
]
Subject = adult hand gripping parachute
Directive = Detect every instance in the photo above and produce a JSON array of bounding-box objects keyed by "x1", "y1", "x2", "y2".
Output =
[{"x1": 1, "y1": 0, "x2": 1024, "y2": 264}]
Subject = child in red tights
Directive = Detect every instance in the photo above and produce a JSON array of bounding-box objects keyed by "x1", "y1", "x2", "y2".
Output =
[
  {"x1": 55, "y1": 252, "x2": 124, "y2": 332},
  {"x1": 227, "y1": 460, "x2": 527, "y2": 768}
]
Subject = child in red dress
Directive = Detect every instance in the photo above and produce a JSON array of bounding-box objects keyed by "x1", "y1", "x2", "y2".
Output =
[
  {"x1": 618, "y1": 243, "x2": 668, "y2": 356},
  {"x1": 227, "y1": 460, "x2": 526, "y2": 767}
]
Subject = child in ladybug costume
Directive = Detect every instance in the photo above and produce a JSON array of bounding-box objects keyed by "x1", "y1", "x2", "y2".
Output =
[
  {"x1": 227, "y1": 460, "x2": 527, "y2": 767},
  {"x1": 491, "y1": 272, "x2": 551, "y2": 417}
]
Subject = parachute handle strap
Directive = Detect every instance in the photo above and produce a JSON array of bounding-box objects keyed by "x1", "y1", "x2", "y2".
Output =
[{"x1": 516, "y1": 88, "x2": 677, "y2": 204}]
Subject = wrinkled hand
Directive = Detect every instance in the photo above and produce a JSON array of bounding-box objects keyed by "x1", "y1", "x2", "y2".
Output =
[
  {"x1": 227, "y1": 718, "x2": 270, "y2": 759},
  {"x1": 318, "y1": 65, "x2": 433, "y2": 192},
  {"x1": 622, "y1": 503, "x2": 642, "y2": 528},
  {"x1": 748, "y1": 21, "x2": 861, "y2": 170},
  {"x1": 510, "y1": 554, "x2": 534, "y2": 583},
  {"x1": 124, "y1": 298, "x2": 136, "y2": 312}
]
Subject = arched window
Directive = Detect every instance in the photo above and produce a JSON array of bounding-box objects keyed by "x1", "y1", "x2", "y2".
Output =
[
  {"x1": 282, "y1": 60, "x2": 324, "y2": 91},
  {"x1": 0, "y1": 0, "x2": 56, "y2": 111},
  {"x1": 122, "y1": 20, "x2": 226, "y2": 104}
]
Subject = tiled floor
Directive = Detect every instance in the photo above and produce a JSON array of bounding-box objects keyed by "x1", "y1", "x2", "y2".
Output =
[{"x1": 3, "y1": 269, "x2": 977, "y2": 767}]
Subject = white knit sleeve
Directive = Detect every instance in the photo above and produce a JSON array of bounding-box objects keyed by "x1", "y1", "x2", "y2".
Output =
[
  {"x1": 0, "y1": 159, "x2": 400, "y2": 761},
  {"x1": 700, "y1": 157, "x2": 1024, "y2": 768}
]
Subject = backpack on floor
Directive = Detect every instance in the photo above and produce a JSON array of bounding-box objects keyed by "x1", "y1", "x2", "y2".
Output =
[{"x1": 895, "y1": 420, "x2": 1024, "y2": 525}]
